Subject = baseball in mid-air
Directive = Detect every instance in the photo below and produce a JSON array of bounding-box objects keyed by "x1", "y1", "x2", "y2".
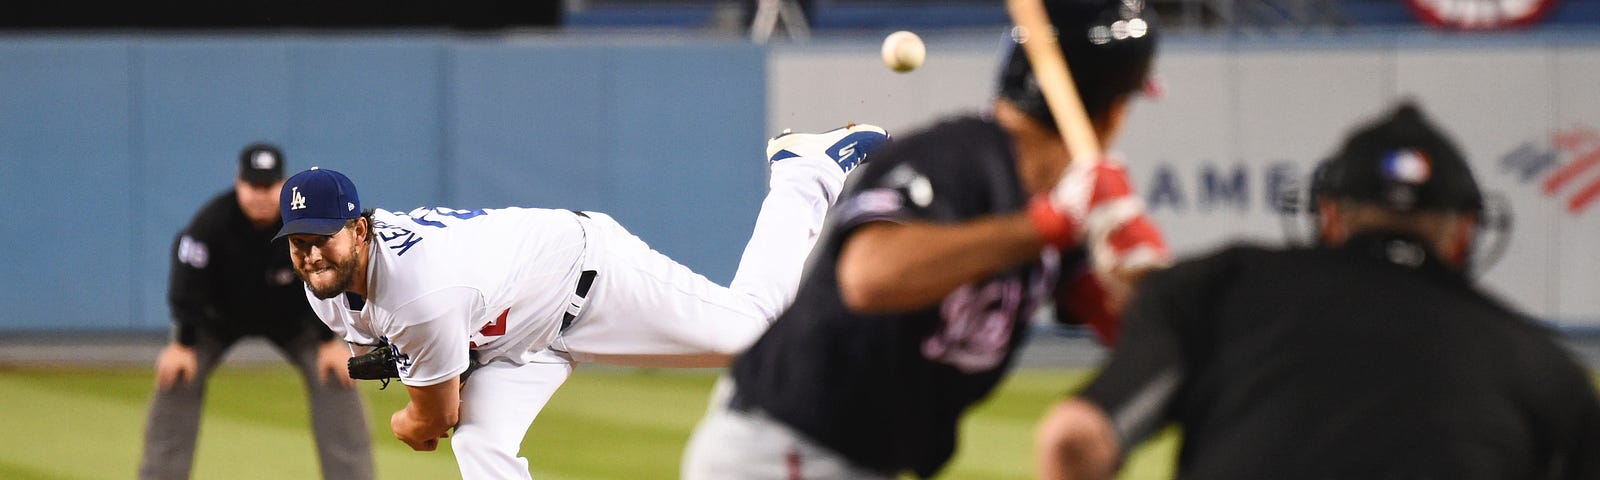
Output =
[{"x1": 881, "y1": 30, "x2": 925, "y2": 73}]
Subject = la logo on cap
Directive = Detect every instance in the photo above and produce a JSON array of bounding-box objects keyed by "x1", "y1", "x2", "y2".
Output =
[{"x1": 290, "y1": 186, "x2": 308, "y2": 210}]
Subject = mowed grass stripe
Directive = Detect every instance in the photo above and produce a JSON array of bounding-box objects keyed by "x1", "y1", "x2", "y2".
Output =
[
  {"x1": 943, "y1": 369, "x2": 1180, "y2": 480},
  {"x1": 0, "y1": 373, "x2": 150, "y2": 479},
  {"x1": 0, "y1": 459, "x2": 74, "y2": 480},
  {"x1": 944, "y1": 369, "x2": 1090, "y2": 480},
  {"x1": 510, "y1": 369, "x2": 719, "y2": 479},
  {"x1": 1, "y1": 365, "x2": 466, "y2": 479},
  {"x1": 0, "y1": 365, "x2": 1220, "y2": 479},
  {"x1": 9, "y1": 364, "x2": 1598, "y2": 479}
]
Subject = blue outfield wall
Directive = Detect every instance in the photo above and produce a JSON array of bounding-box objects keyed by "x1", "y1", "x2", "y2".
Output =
[{"x1": 0, "y1": 35, "x2": 767, "y2": 332}]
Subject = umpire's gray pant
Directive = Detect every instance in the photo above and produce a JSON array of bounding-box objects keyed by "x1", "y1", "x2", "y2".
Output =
[{"x1": 138, "y1": 328, "x2": 374, "y2": 480}]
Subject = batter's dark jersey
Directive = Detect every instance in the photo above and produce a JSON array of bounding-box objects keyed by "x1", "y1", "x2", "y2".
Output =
[
  {"x1": 730, "y1": 116, "x2": 1063, "y2": 477},
  {"x1": 1081, "y1": 233, "x2": 1600, "y2": 479},
  {"x1": 168, "y1": 190, "x2": 331, "y2": 346}
]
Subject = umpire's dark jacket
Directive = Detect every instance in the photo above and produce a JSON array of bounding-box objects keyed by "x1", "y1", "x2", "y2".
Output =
[
  {"x1": 1080, "y1": 231, "x2": 1600, "y2": 479},
  {"x1": 168, "y1": 190, "x2": 333, "y2": 346}
]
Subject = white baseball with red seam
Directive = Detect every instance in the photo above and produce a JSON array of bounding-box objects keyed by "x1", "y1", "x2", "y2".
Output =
[{"x1": 881, "y1": 30, "x2": 925, "y2": 73}]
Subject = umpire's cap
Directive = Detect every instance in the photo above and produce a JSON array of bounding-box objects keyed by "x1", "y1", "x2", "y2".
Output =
[
  {"x1": 275, "y1": 167, "x2": 362, "y2": 240},
  {"x1": 238, "y1": 143, "x2": 285, "y2": 185},
  {"x1": 1313, "y1": 102, "x2": 1484, "y2": 213},
  {"x1": 997, "y1": 0, "x2": 1158, "y2": 131}
]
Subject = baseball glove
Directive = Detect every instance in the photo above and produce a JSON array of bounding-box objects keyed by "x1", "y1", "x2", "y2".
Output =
[
  {"x1": 348, "y1": 341, "x2": 401, "y2": 389},
  {"x1": 347, "y1": 340, "x2": 483, "y2": 390}
]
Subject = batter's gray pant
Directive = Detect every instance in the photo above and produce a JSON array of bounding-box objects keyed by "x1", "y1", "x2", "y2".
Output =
[
  {"x1": 138, "y1": 328, "x2": 374, "y2": 480},
  {"x1": 682, "y1": 378, "x2": 894, "y2": 480}
]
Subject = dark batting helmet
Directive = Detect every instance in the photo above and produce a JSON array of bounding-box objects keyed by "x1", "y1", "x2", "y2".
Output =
[{"x1": 997, "y1": 0, "x2": 1158, "y2": 131}]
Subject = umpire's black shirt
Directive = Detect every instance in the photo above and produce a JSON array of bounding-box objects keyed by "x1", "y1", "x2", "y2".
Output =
[
  {"x1": 1081, "y1": 232, "x2": 1600, "y2": 479},
  {"x1": 168, "y1": 190, "x2": 330, "y2": 346},
  {"x1": 732, "y1": 117, "x2": 1067, "y2": 478}
]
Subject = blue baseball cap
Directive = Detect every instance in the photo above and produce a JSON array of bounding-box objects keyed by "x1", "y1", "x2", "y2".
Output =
[{"x1": 275, "y1": 167, "x2": 362, "y2": 240}]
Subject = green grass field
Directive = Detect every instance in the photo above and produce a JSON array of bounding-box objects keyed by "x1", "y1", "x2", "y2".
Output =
[{"x1": 0, "y1": 364, "x2": 1178, "y2": 479}]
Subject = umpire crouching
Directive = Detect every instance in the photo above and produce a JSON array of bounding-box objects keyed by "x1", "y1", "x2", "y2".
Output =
[
  {"x1": 1035, "y1": 103, "x2": 1600, "y2": 480},
  {"x1": 138, "y1": 144, "x2": 374, "y2": 479}
]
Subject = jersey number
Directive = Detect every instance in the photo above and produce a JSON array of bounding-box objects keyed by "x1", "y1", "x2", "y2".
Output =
[
  {"x1": 922, "y1": 253, "x2": 1059, "y2": 373},
  {"x1": 407, "y1": 207, "x2": 487, "y2": 228},
  {"x1": 923, "y1": 278, "x2": 1024, "y2": 373}
]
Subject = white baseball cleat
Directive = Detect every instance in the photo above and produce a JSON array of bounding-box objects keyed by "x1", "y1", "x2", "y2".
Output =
[{"x1": 766, "y1": 123, "x2": 890, "y2": 174}]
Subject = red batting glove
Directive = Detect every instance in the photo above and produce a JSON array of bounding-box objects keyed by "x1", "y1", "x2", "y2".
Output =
[
  {"x1": 1029, "y1": 159, "x2": 1170, "y2": 274},
  {"x1": 1028, "y1": 160, "x2": 1135, "y2": 247}
]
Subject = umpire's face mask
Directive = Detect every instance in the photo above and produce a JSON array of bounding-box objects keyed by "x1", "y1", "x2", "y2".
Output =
[
  {"x1": 1275, "y1": 189, "x2": 1512, "y2": 278},
  {"x1": 1276, "y1": 102, "x2": 1511, "y2": 278}
]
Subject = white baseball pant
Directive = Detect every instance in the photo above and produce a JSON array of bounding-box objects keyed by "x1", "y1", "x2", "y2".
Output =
[
  {"x1": 450, "y1": 153, "x2": 845, "y2": 479},
  {"x1": 549, "y1": 154, "x2": 842, "y2": 366}
]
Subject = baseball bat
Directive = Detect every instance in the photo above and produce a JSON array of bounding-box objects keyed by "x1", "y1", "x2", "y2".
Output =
[
  {"x1": 1009, "y1": 0, "x2": 1168, "y2": 290},
  {"x1": 1006, "y1": 0, "x2": 1102, "y2": 167}
]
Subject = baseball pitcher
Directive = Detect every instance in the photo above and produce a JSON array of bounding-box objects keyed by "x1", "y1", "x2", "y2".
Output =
[{"x1": 277, "y1": 125, "x2": 888, "y2": 479}]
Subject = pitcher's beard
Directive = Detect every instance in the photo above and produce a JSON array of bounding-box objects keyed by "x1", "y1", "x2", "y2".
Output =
[{"x1": 298, "y1": 242, "x2": 361, "y2": 299}]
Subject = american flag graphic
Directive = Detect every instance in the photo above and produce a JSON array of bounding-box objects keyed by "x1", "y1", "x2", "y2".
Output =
[{"x1": 1502, "y1": 126, "x2": 1600, "y2": 214}]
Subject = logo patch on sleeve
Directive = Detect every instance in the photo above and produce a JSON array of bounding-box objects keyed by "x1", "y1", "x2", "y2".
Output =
[
  {"x1": 853, "y1": 188, "x2": 904, "y2": 214},
  {"x1": 177, "y1": 235, "x2": 209, "y2": 268},
  {"x1": 386, "y1": 340, "x2": 415, "y2": 377}
]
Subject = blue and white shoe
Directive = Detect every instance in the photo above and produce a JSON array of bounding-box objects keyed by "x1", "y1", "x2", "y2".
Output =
[{"x1": 766, "y1": 123, "x2": 890, "y2": 174}]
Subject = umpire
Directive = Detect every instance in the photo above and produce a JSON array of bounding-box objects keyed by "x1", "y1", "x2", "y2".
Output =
[
  {"x1": 138, "y1": 144, "x2": 374, "y2": 479},
  {"x1": 1036, "y1": 103, "x2": 1600, "y2": 480}
]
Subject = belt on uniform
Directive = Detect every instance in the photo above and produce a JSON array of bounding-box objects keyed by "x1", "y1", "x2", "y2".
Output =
[
  {"x1": 562, "y1": 269, "x2": 598, "y2": 331},
  {"x1": 562, "y1": 209, "x2": 598, "y2": 332}
]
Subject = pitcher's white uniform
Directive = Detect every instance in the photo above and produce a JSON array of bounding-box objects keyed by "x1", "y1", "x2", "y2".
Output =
[
  {"x1": 307, "y1": 207, "x2": 589, "y2": 384},
  {"x1": 303, "y1": 125, "x2": 885, "y2": 479}
]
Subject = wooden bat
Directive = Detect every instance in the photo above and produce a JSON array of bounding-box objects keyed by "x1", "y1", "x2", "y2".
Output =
[
  {"x1": 1009, "y1": 0, "x2": 1169, "y2": 296},
  {"x1": 1006, "y1": 0, "x2": 1102, "y2": 167}
]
